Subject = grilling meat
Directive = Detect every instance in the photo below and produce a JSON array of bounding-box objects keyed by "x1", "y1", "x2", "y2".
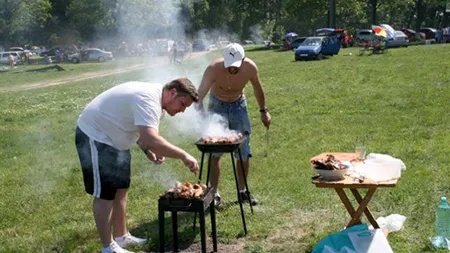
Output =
[
  {"x1": 311, "y1": 154, "x2": 348, "y2": 171},
  {"x1": 160, "y1": 181, "x2": 208, "y2": 199},
  {"x1": 200, "y1": 133, "x2": 243, "y2": 144}
]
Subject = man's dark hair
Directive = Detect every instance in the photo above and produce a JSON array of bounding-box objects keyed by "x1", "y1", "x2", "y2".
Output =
[{"x1": 164, "y1": 77, "x2": 199, "y2": 102}]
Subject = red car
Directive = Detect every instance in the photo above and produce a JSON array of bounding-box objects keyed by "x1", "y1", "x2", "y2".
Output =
[{"x1": 400, "y1": 28, "x2": 425, "y2": 41}]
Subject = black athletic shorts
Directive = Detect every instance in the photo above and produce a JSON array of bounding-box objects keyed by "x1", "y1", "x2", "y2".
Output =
[{"x1": 75, "y1": 126, "x2": 131, "y2": 200}]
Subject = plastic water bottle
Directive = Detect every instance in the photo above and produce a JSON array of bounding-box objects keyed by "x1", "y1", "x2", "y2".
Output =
[{"x1": 436, "y1": 197, "x2": 450, "y2": 238}]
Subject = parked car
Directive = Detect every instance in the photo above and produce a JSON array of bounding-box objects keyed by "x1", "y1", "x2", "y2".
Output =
[
  {"x1": 290, "y1": 37, "x2": 307, "y2": 50},
  {"x1": 68, "y1": 48, "x2": 113, "y2": 63},
  {"x1": 9, "y1": 47, "x2": 24, "y2": 52},
  {"x1": 294, "y1": 36, "x2": 341, "y2": 60},
  {"x1": 39, "y1": 45, "x2": 74, "y2": 57},
  {"x1": 400, "y1": 29, "x2": 425, "y2": 41},
  {"x1": 386, "y1": 31, "x2": 409, "y2": 48},
  {"x1": 217, "y1": 41, "x2": 231, "y2": 48},
  {"x1": 243, "y1": 40, "x2": 255, "y2": 45},
  {"x1": 0, "y1": 51, "x2": 21, "y2": 65},
  {"x1": 316, "y1": 28, "x2": 354, "y2": 47},
  {"x1": 192, "y1": 39, "x2": 209, "y2": 52},
  {"x1": 356, "y1": 29, "x2": 374, "y2": 44},
  {"x1": 420, "y1": 27, "x2": 437, "y2": 40}
]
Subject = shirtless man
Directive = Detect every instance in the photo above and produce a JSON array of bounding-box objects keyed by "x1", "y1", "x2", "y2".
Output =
[{"x1": 197, "y1": 43, "x2": 271, "y2": 206}]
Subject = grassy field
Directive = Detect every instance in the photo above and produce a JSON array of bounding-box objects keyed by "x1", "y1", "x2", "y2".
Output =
[{"x1": 1, "y1": 44, "x2": 450, "y2": 252}]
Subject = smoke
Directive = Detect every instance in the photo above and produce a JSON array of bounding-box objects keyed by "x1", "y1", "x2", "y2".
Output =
[
  {"x1": 249, "y1": 24, "x2": 265, "y2": 44},
  {"x1": 139, "y1": 164, "x2": 181, "y2": 190},
  {"x1": 165, "y1": 106, "x2": 239, "y2": 144}
]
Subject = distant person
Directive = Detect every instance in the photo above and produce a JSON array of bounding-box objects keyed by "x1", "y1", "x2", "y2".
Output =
[
  {"x1": 197, "y1": 43, "x2": 271, "y2": 207},
  {"x1": 75, "y1": 78, "x2": 199, "y2": 253},
  {"x1": 23, "y1": 50, "x2": 30, "y2": 65},
  {"x1": 170, "y1": 42, "x2": 179, "y2": 64},
  {"x1": 8, "y1": 54, "x2": 14, "y2": 66},
  {"x1": 55, "y1": 49, "x2": 61, "y2": 62}
]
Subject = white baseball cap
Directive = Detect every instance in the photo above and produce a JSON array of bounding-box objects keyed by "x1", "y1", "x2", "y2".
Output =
[{"x1": 223, "y1": 43, "x2": 245, "y2": 68}]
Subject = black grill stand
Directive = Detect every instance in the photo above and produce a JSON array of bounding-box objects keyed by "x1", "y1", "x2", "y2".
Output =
[
  {"x1": 158, "y1": 190, "x2": 217, "y2": 253},
  {"x1": 197, "y1": 147, "x2": 254, "y2": 235}
]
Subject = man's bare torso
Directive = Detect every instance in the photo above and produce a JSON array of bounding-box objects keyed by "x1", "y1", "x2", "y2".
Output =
[{"x1": 209, "y1": 58, "x2": 256, "y2": 102}]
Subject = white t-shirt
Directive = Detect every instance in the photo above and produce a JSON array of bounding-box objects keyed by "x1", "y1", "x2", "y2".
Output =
[{"x1": 77, "y1": 81, "x2": 163, "y2": 150}]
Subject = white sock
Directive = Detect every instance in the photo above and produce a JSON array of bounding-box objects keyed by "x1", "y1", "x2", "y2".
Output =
[
  {"x1": 239, "y1": 189, "x2": 247, "y2": 193},
  {"x1": 115, "y1": 232, "x2": 129, "y2": 241}
]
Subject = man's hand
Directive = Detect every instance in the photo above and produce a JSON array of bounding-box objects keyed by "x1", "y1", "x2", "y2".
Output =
[
  {"x1": 145, "y1": 150, "x2": 165, "y2": 165},
  {"x1": 261, "y1": 111, "x2": 271, "y2": 129},
  {"x1": 182, "y1": 154, "x2": 199, "y2": 175},
  {"x1": 195, "y1": 102, "x2": 207, "y2": 118}
]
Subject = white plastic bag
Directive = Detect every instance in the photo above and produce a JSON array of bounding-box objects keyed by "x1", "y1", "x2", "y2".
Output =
[
  {"x1": 366, "y1": 153, "x2": 406, "y2": 171},
  {"x1": 348, "y1": 229, "x2": 394, "y2": 253},
  {"x1": 354, "y1": 153, "x2": 405, "y2": 182},
  {"x1": 369, "y1": 214, "x2": 407, "y2": 233}
]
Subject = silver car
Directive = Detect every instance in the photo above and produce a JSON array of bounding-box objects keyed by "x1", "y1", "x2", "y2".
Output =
[
  {"x1": 386, "y1": 31, "x2": 409, "y2": 48},
  {"x1": 68, "y1": 48, "x2": 113, "y2": 63},
  {"x1": 0, "y1": 51, "x2": 21, "y2": 65}
]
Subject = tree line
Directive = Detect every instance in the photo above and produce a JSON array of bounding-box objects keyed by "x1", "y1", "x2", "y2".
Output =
[{"x1": 0, "y1": 0, "x2": 448, "y2": 48}]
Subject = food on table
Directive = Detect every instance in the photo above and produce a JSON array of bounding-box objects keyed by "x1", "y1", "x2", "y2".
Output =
[
  {"x1": 310, "y1": 154, "x2": 348, "y2": 171},
  {"x1": 199, "y1": 132, "x2": 243, "y2": 144},
  {"x1": 160, "y1": 181, "x2": 207, "y2": 199}
]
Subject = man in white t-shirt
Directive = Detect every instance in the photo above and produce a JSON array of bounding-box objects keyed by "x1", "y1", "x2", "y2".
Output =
[{"x1": 75, "y1": 77, "x2": 199, "y2": 253}]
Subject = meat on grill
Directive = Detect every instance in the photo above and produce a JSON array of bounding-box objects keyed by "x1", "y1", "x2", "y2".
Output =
[
  {"x1": 311, "y1": 154, "x2": 348, "y2": 171},
  {"x1": 200, "y1": 133, "x2": 243, "y2": 144},
  {"x1": 160, "y1": 181, "x2": 208, "y2": 199}
]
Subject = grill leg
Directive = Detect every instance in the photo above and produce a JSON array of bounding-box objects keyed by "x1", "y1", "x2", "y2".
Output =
[
  {"x1": 210, "y1": 200, "x2": 217, "y2": 252},
  {"x1": 231, "y1": 153, "x2": 247, "y2": 235},
  {"x1": 206, "y1": 153, "x2": 212, "y2": 187},
  {"x1": 194, "y1": 152, "x2": 207, "y2": 232},
  {"x1": 172, "y1": 211, "x2": 179, "y2": 252},
  {"x1": 159, "y1": 207, "x2": 165, "y2": 253},
  {"x1": 198, "y1": 152, "x2": 205, "y2": 183},
  {"x1": 238, "y1": 148, "x2": 254, "y2": 213},
  {"x1": 199, "y1": 209, "x2": 207, "y2": 253}
]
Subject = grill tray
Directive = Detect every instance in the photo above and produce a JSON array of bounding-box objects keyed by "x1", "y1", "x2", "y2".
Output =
[
  {"x1": 158, "y1": 188, "x2": 214, "y2": 211},
  {"x1": 195, "y1": 137, "x2": 246, "y2": 153}
]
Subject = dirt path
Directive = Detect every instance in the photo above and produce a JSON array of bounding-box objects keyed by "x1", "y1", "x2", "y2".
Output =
[{"x1": 0, "y1": 51, "x2": 211, "y2": 93}]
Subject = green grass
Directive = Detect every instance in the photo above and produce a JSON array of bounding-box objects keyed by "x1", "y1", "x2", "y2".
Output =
[{"x1": 1, "y1": 44, "x2": 450, "y2": 252}]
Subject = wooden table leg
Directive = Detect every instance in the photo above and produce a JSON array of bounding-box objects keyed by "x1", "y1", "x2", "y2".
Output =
[
  {"x1": 350, "y1": 188, "x2": 379, "y2": 229},
  {"x1": 347, "y1": 188, "x2": 376, "y2": 228},
  {"x1": 335, "y1": 188, "x2": 361, "y2": 224}
]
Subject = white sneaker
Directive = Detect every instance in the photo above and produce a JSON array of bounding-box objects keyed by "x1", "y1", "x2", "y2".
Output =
[
  {"x1": 101, "y1": 241, "x2": 134, "y2": 253},
  {"x1": 115, "y1": 232, "x2": 147, "y2": 249}
]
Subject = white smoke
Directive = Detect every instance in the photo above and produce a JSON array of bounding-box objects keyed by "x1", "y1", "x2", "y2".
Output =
[
  {"x1": 165, "y1": 106, "x2": 239, "y2": 143},
  {"x1": 249, "y1": 24, "x2": 265, "y2": 44}
]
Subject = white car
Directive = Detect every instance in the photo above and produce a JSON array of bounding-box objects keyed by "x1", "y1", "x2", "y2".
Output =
[
  {"x1": 386, "y1": 31, "x2": 409, "y2": 48},
  {"x1": 0, "y1": 51, "x2": 21, "y2": 65},
  {"x1": 68, "y1": 48, "x2": 113, "y2": 63}
]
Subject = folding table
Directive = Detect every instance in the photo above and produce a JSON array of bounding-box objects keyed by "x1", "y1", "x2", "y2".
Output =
[{"x1": 312, "y1": 175, "x2": 398, "y2": 229}]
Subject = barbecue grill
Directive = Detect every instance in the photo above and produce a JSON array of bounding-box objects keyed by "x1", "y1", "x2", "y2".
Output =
[
  {"x1": 195, "y1": 136, "x2": 254, "y2": 235},
  {"x1": 159, "y1": 187, "x2": 217, "y2": 253}
]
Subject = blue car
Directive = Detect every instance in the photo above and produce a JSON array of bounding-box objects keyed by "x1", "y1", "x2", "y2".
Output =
[{"x1": 294, "y1": 36, "x2": 341, "y2": 60}]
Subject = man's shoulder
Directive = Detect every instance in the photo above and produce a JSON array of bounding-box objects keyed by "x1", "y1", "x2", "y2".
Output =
[
  {"x1": 210, "y1": 58, "x2": 225, "y2": 67},
  {"x1": 243, "y1": 57, "x2": 256, "y2": 66},
  {"x1": 242, "y1": 58, "x2": 258, "y2": 72}
]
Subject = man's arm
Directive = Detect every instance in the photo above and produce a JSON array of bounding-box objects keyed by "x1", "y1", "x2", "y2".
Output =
[
  {"x1": 249, "y1": 62, "x2": 266, "y2": 110},
  {"x1": 196, "y1": 64, "x2": 215, "y2": 110},
  {"x1": 249, "y1": 61, "x2": 271, "y2": 129}
]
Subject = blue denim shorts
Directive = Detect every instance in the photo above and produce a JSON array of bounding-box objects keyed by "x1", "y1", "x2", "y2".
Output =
[{"x1": 208, "y1": 94, "x2": 252, "y2": 160}]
